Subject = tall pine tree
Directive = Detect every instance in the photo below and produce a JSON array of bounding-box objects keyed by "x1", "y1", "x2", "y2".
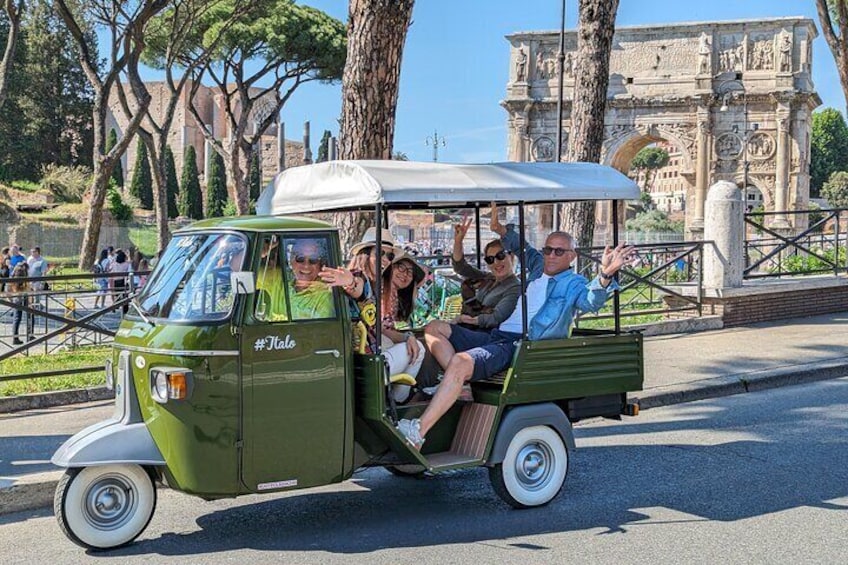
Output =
[
  {"x1": 317, "y1": 129, "x2": 332, "y2": 162},
  {"x1": 179, "y1": 145, "x2": 202, "y2": 220},
  {"x1": 164, "y1": 145, "x2": 179, "y2": 218},
  {"x1": 206, "y1": 152, "x2": 227, "y2": 218},
  {"x1": 248, "y1": 152, "x2": 262, "y2": 202},
  {"x1": 106, "y1": 128, "x2": 124, "y2": 188},
  {"x1": 129, "y1": 141, "x2": 153, "y2": 209}
]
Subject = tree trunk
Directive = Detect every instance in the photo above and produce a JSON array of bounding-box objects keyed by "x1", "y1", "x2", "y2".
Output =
[
  {"x1": 0, "y1": 0, "x2": 22, "y2": 110},
  {"x1": 335, "y1": 0, "x2": 415, "y2": 251},
  {"x1": 815, "y1": 0, "x2": 848, "y2": 118},
  {"x1": 148, "y1": 135, "x2": 170, "y2": 253},
  {"x1": 560, "y1": 0, "x2": 620, "y2": 249}
]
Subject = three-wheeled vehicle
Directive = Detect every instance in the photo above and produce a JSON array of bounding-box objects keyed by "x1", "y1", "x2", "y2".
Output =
[{"x1": 52, "y1": 160, "x2": 644, "y2": 549}]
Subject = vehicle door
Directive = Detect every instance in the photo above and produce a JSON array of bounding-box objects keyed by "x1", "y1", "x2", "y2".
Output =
[{"x1": 240, "y1": 232, "x2": 348, "y2": 492}]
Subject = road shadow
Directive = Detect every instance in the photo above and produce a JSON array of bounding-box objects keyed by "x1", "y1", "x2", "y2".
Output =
[{"x1": 97, "y1": 384, "x2": 847, "y2": 558}]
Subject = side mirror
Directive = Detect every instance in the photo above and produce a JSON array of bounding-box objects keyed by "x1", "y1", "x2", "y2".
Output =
[{"x1": 231, "y1": 271, "x2": 255, "y2": 295}]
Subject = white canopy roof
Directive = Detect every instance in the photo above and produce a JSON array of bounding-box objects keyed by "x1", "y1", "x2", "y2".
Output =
[{"x1": 255, "y1": 160, "x2": 640, "y2": 215}]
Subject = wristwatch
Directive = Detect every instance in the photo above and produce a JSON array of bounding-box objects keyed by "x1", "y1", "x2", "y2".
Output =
[{"x1": 599, "y1": 271, "x2": 614, "y2": 281}]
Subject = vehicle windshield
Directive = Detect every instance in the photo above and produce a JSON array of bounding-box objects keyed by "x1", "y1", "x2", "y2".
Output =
[{"x1": 135, "y1": 233, "x2": 247, "y2": 322}]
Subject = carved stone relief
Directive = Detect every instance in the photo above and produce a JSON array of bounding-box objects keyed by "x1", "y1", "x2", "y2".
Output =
[
  {"x1": 749, "y1": 158, "x2": 776, "y2": 173},
  {"x1": 748, "y1": 34, "x2": 775, "y2": 71},
  {"x1": 747, "y1": 132, "x2": 776, "y2": 159},
  {"x1": 532, "y1": 136, "x2": 555, "y2": 162},
  {"x1": 716, "y1": 133, "x2": 743, "y2": 159},
  {"x1": 719, "y1": 34, "x2": 744, "y2": 72}
]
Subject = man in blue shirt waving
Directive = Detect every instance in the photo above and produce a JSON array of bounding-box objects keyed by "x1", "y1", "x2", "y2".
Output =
[{"x1": 398, "y1": 207, "x2": 635, "y2": 450}]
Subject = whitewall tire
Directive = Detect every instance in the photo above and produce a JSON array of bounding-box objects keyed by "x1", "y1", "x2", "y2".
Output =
[
  {"x1": 489, "y1": 425, "x2": 568, "y2": 509},
  {"x1": 55, "y1": 464, "x2": 157, "y2": 550}
]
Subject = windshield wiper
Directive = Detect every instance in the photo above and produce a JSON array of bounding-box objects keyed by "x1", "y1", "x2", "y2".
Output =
[{"x1": 130, "y1": 295, "x2": 155, "y2": 327}]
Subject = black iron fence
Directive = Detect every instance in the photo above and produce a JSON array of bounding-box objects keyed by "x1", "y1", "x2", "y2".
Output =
[
  {"x1": 0, "y1": 271, "x2": 148, "y2": 383},
  {"x1": 744, "y1": 209, "x2": 848, "y2": 279},
  {"x1": 574, "y1": 241, "x2": 704, "y2": 325}
]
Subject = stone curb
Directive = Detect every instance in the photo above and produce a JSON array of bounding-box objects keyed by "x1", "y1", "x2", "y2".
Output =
[
  {"x1": 636, "y1": 358, "x2": 848, "y2": 409},
  {"x1": 0, "y1": 387, "x2": 114, "y2": 414},
  {"x1": 2, "y1": 360, "x2": 847, "y2": 517}
]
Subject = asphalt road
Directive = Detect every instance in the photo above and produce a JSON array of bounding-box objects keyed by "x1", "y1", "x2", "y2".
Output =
[{"x1": 2, "y1": 378, "x2": 847, "y2": 564}]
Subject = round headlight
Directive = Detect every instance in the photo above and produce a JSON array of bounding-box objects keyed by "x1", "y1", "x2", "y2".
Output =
[{"x1": 153, "y1": 371, "x2": 169, "y2": 402}]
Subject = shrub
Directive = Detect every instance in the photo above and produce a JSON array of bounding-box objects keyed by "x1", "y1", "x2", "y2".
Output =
[
  {"x1": 107, "y1": 182, "x2": 133, "y2": 222},
  {"x1": 40, "y1": 164, "x2": 91, "y2": 203},
  {"x1": 223, "y1": 199, "x2": 238, "y2": 217},
  {"x1": 625, "y1": 209, "x2": 684, "y2": 233}
]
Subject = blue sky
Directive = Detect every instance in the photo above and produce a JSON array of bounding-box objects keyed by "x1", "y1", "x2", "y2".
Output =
[{"x1": 182, "y1": 1, "x2": 847, "y2": 163}]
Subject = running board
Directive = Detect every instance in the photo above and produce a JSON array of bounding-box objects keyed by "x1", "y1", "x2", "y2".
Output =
[{"x1": 383, "y1": 403, "x2": 498, "y2": 473}]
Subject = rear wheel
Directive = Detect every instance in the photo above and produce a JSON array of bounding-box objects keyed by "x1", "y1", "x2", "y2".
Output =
[
  {"x1": 488, "y1": 425, "x2": 568, "y2": 509},
  {"x1": 54, "y1": 464, "x2": 157, "y2": 550}
]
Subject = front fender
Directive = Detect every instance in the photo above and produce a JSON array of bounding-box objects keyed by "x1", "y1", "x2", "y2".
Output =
[{"x1": 51, "y1": 419, "x2": 165, "y2": 468}]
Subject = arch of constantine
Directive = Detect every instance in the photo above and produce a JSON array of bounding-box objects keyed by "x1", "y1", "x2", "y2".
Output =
[{"x1": 503, "y1": 17, "x2": 820, "y2": 236}]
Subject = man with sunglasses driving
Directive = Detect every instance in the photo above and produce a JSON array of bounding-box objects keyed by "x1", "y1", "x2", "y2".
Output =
[
  {"x1": 287, "y1": 238, "x2": 335, "y2": 319},
  {"x1": 398, "y1": 205, "x2": 635, "y2": 449}
]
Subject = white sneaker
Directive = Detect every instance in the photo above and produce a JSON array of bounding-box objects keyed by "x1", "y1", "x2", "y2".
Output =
[{"x1": 397, "y1": 418, "x2": 424, "y2": 450}]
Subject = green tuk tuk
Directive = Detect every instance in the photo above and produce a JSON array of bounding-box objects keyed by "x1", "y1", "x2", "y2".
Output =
[{"x1": 52, "y1": 160, "x2": 643, "y2": 549}]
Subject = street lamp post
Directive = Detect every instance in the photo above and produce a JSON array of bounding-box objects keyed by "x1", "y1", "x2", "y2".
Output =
[
  {"x1": 554, "y1": 0, "x2": 567, "y2": 231},
  {"x1": 425, "y1": 130, "x2": 446, "y2": 162}
]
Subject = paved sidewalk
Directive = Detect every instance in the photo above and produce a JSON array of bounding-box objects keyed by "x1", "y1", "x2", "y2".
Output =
[{"x1": 2, "y1": 311, "x2": 847, "y2": 515}]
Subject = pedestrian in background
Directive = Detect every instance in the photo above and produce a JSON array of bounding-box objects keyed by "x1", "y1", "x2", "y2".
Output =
[
  {"x1": 8, "y1": 262, "x2": 32, "y2": 345},
  {"x1": 93, "y1": 248, "x2": 110, "y2": 309},
  {"x1": 110, "y1": 249, "x2": 131, "y2": 314},
  {"x1": 0, "y1": 246, "x2": 9, "y2": 292}
]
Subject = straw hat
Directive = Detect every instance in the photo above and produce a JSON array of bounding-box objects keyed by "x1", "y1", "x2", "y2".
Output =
[
  {"x1": 391, "y1": 252, "x2": 429, "y2": 285},
  {"x1": 350, "y1": 227, "x2": 404, "y2": 258}
]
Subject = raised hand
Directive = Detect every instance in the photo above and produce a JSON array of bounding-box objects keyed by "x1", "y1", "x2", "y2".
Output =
[
  {"x1": 319, "y1": 266, "x2": 355, "y2": 288},
  {"x1": 454, "y1": 215, "x2": 473, "y2": 244},
  {"x1": 600, "y1": 243, "x2": 637, "y2": 276},
  {"x1": 489, "y1": 201, "x2": 505, "y2": 236}
]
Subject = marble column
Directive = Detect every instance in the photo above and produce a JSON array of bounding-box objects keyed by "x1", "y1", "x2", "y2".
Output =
[
  {"x1": 773, "y1": 106, "x2": 791, "y2": 228},
  {"x1": 691, "y1": 106, "x2": 711, "y2": 234}
]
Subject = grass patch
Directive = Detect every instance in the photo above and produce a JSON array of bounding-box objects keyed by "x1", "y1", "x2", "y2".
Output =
[
  {"x1": 9, "y1": 180, "x2": 40, "y2": 193},
  {"x1": 0, "y1": 346, "x2": 110, "y2": 397},
  {"x1": 129, "y1": 225, "x2": 159, "y2": 257}
]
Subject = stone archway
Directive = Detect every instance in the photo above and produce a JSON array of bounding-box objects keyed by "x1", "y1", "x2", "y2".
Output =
[{"x1": 503, "y1": 17, "x2": 820, "y2": 239}]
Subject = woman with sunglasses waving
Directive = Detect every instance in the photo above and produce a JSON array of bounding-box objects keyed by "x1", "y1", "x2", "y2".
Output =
[{"x1": 422, "y1": 211, "x2": 521, "y2": 378}]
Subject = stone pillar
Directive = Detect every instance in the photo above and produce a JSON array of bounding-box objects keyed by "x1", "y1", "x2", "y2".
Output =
[
  {"x1": 773, "y1": 106, "x2": 791, "y2": 228},
  {"x1": 691, "y1": 107, "x2": 711, "y2": 236},
  {"x1": 704, "y1": 181, "x2": 744, "y2": 289},
  {"x1": 303, "y1": 121, "x2": 313, "y2": 165}
]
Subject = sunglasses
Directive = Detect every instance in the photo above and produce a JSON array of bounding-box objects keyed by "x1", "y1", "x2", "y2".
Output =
[
  {"x1": 294, "y1": 254, "x2": 322, "y2": 265},
  {"x1": 542, "y1": 246, "x2": 573, "y2": 257},
  {"x1": 371, "y1": 248, "x2": 396, "y2": 261},
  {"x1": 484, "y1": 250, "x2": 510, "y2": 264}
]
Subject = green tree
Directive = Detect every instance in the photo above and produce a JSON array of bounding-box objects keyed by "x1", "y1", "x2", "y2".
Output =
[
  {"x1": 183, "y1": 0, "x2": 346, "y2": 215},
  {"x1": 317, "y1": 129, "x2": 331, "y2": 162},
  {"x1": 810, "y1": 108, "x2": 848, "y2": 197},
  {"x1": 626, "y1": 209, "x2": 684, "y2": 233},
  {"x1": 179, "y1": 145, "x2": 203, "y2": 220},
  {"x1": 129, "y1": 141, "x2": 153, "y2": 209},
  {"x1": 630, "y1": 146, "x2": 670, "y2": 190},
  {"x1": 822, "y1": 170, "x2": 848, "y2": 208},
  {"x1": 0, "y1": 0, "x2": 95, "y2": 180},
  {"x1": 206, "y1": 152, "x2": 227, "y2": 218},
  {"x1": 106, "y1": 128, "x2": 124, "y2": 188},
  {"x1": 164, "y1": 145, "x2": 179, "y2": 219},
  {"x1": 248, "y1": 151, "x2": 262, "y2": 202}
]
